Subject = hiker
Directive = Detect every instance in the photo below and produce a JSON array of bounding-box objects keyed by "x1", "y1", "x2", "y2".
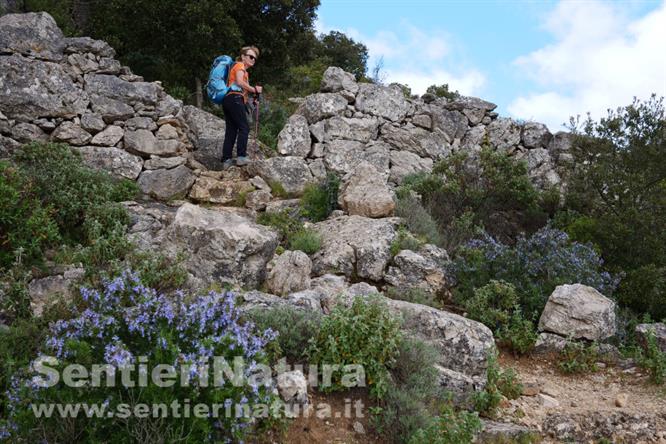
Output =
[{"x1": 221, "y1": 46, "x2": 263, "y2": 170}]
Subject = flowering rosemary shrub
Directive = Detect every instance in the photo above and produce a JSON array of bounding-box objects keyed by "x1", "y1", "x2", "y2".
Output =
[
  {"x1": 451, "y1": 226, "x2": 619, "y2": 321},
  {"x1": 1, "y1": 271, "x2": 280, "y2": 443}
]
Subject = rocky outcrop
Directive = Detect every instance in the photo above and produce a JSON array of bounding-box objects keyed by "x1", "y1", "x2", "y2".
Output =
[{"x1": 538, "y1": 284, "x2": 616, "y2": 341}]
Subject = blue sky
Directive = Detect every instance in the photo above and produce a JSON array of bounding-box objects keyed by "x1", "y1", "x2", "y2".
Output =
[{"x1": 316, "y1": 0, "x2": 666, "y2": 132}]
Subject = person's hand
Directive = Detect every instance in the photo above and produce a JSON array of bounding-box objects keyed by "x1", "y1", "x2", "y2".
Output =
[{"x1": 254, "y1": 85, "x2": 263, "y2": 94}]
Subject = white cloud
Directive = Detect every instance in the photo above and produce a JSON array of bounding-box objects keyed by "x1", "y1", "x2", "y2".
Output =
[
  {"x1": 508, "y1": 0, "x2": 666, "y2": 131},
  {"x1": 322, "y1": 20, "x2": 485, "y2": 96}
]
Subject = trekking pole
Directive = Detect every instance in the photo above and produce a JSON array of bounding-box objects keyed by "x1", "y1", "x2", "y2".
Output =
[{"x1": 253, "y1": 85, "x2": 261, "y2": 153}]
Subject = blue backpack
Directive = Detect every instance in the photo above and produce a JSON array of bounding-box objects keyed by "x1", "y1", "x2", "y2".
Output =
[{"x1": 206, "y1": 55, "x2": 242, "y2": 104}]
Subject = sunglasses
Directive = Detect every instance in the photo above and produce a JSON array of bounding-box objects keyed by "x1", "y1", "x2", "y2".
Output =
[{"x1": 246, "y1": 54, "x2": 256, "y2": 61}]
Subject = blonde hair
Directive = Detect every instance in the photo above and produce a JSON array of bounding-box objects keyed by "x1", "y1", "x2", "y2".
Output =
[{"x1": 236, "y1": 46, "x2": 260, "y2": 62}]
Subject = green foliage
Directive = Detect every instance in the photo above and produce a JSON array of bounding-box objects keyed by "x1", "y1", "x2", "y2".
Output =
[
  {"x1": 558, "y1": 95, "x2": 666, "y2": 320},
  {"x1": 247, "y1": 306, "x2": 322, "y2": 363},
  {"x1": 308, "y1": 296, "x2": 402, "y2": 399},
  {"x1": 257, "y1": 210, "x2": 320, "y2": 254},
  {"x1": 300, "y1": 173, "x2": 340, "y2": 222},
  {"x1": 462, "y1": 281, "x2": 538, "y2": 354},
  {"x1": 635, "y1": 329, "x2": 666, "y2": 385},
  {"x1": 407, "y1": 400, "x2": 482, "y2": 444},
  {"x1": 390, "y1": 226, "x2": 424, "y2": 257},
  {"x1": 0, "y1": 267, "x2": 32, "y2": 321},
  {"x1": 317, "y1": 30, "x2": 368, "y2": 80},
  {"x1": 425, "y1": 84, "x2": 460, "y2": 100},
  {"x1": 268, "y1": 180, "x2": 288, "y2": 198},
  {"x1": 12, "y1": 142, "x2": 138, "y2": 244},
  {"x1": 558, "y1": 341, "x2": 600, "y2": 374},
  {"x1": 394, "y1": 193, "x2": 443, "y2": 246},
  {"x1": 0, "y1": 162, "x2": 61, "y2": 269},
  {"x1": 287, "y1": 228, "x2": 321, "y2": 254},
  {"x1": 397, "y1": 147, "x2": 552, "y2": 253},
  {"x1": 473, "y1": 353, "x2": 522, "y2": 418},
  {"x1": 385, "y1": 286, "x2": 442, "y2": 310},
  {"x1": 371, "y1": 338, "x2": 446, "y2": 443},
  {"x1": 256, "y1": 100, "x2": 294, "y2": 150}
]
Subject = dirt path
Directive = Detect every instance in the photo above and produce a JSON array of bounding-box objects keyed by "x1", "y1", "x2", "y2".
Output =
[{"x1": 497, "y1": 353, "x2": 666, "y2": 443}]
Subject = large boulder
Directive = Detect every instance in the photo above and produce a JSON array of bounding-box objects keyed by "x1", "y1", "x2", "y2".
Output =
[
  {"x1": 163, "y1": 204, "x2": 279, "y2": 288},
  {"x1": 182, "y1": 105, "x2": 226, "y2": 169},
  {"x1": 322, "y1": 116, "x2": 380, "y2": 143},
  {"x1": 252, "y1": 156, "x2": 314, "y2": 196},
  {"x1": 337, "y1": 162, "x2": 395, "y2": 218},
  {"x1": 381, "y1": 123, "x2": 451, "y2": 160},
  {"x1": 487, "y1": 118, "x2": 521, "y2": 152},
  {"x1": 0, "y1": 54, "x2": 89, "y2": 120},
  {"x1": 266, "y1": 251, "x2": 312, "y2": 296},
  {"x1": 73, "y1": 146, "x2": 143, "y2": 180},
  {"x1": 301, "y1": 93, "x2": 348, "y2": 124},
  {"x1": 538, "y1": 284, "x2": 616, "y2": 341},
  {"x1": 311, "y1": 215, "x2": 400, "y2": 281},
  {"x1": 137, "y1": 165, "x2": 196, "y2": 200},
  {"x1": 277, "y1": 114, "x2": 311, "y2": 157},
  {"x1": 320, "y1": 66, "x2": 359, "y2": 95},
  {"x1": 355, "y1": 83, "x2": 411, "y2": 122},
  {"x1": 322, "y1": 139, "x2": 390, "y2": 176},
  {"x1": 388, "y1": 150, "x2": 433, "y2": 184},
  {"x1": 84, "y1": 73, "x2": 161, "y2": 106},
  {"x1": 63, "y1": 36, "x2": 115, "y2": 58},
  {"x1": 384, "y1": 246, "x2": 450, "y2": 296},
  {"x1": 0, "y1": 12, "x2": 65, "y2": 61}
]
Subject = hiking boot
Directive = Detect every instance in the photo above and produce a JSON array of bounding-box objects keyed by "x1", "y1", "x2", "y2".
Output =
[
  {"x1": 222, "y1": 159, "x2": 235, "y2": 170},
  {"x1": 236, "y1": 156, "x2": 250, "y2": 166}
]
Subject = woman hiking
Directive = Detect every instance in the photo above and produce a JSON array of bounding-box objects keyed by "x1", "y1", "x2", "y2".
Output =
[{"x1": 221, "y1": 46, "x2": 263, "y2": 170}]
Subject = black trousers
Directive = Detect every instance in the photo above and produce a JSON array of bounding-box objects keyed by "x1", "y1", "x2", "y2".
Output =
[{"x1": 221, "y1": 93, "x2": 249, "y2": 161}]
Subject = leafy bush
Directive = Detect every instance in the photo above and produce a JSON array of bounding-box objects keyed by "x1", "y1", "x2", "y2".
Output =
[
  {"x1": 425, "y1": 83, "x2": 460, "y2": 101},
  {"x1": 371, "y1": 338, "x2": 445, "y2": 443},
  {"x1": 12, "y1": 142, "x2": 138, "y2": 243},
  {"x1": 407, "y1": 400, "x2": 482, "y2": 444},
  {"x1": 398, "y1": 147, "x2": 553, "y2": 252},
  {"x1": 287, "y1": 228, "x2": 322, "y2": 254},
  {"x1": 307, "y1": 296, "x2": 402, "y2": 399},
  {"x1": 247, "y1": 306, "x2": 322, "y2": 364},
  {"x1": 473, "y1": 353, "x2": 522, "y2": 418},
  {"x1": 461, "y1": 280, "x2": 537, "y2": 354},
  {"x1": 635, "y1": 329, "x2": 666, "y2": 385},
  {"x1": 557, "y1": 96, "x2": 666, "y2": 320},
  {"x1": 394, "y1": 193, "x2": 443, "y2": 247},
  {"x1": 257, "y1": 210, "x2": 321, "y2": 254},
  {"x1": 389, "y1": 226, "x2": 424, "y2": 257},
  {"x1": 300, "y1": 173, "x2": 340, "y2": 222},
  {"x1": 558, "y1": 341, "x2": 601, "y2": 374},
  {"x1": 0, "y1": 162, "x2": 60, "y2": 269},
  {"x1": 385, "y1": 286, "x2": 443, "y2": 310},
  {"x1": 452, "y1": 226, "x2": 618, "y2": 320},
  {"x1": 1, "y1": 271, "x2": 281, "y2": 442}
]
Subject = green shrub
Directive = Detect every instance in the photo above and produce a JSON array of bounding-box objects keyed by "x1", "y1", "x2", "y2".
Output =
[
  {"x1": 247, "y1": 306, "x2": 322, "y2": 364},
  {"x1": 385, "y1": 286, "x2": 442, "y2": 310},
  {"x1": 398, "y1": 147, "x2": 552, "y2": 252},
  {"x1": 390, "y1": 226, "x2": 424, "y2": 257},
  {"x1": 558, "y1": 340, "x2": 600, "y2": 374},
  {"x1": 636, "y1": 329, "x2": 666, "y2": 385},
  {"x1": 371, "y1": 338, "x2": 445, "y2": 443},
  {"x1": 288, "y1": 228, "x2": 321, "y2": 254},
  {"x1": 308, "y1": 296, "x2": 402, "y2": 399},
  {"x1": 268, "y1": 180, "x2": 288, "y2": 198},
  {"x1": 394, "y1": 193, "x2": 443, "y2": 247},
  {"x1": 461, "y1": 281, "x2": 537, "y2": 354},
  {"x1": 473, "y1": 352, "x2": 522, "y2": 418},
  {"x1": 300, "y1": 173, "x2": 340, "y2": 222},
  {"x1": 0, "y1": 162, "x2": 61, "y2": 269},
  {"x1": 407, "y1": 400, "x2": 482, "y2": 444},
  {"x1": 0, "y1": 267, "x2": 32, "y2": 321},
  {"x1": 557, "y1": 96, "x2": 666, "y2": 320},
  {"x1": 12, "y1": 142, "x2": 138, "y2": 243},
  {"x1": 258, "y1": 210, "x2": 321, "y2": 254}
]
